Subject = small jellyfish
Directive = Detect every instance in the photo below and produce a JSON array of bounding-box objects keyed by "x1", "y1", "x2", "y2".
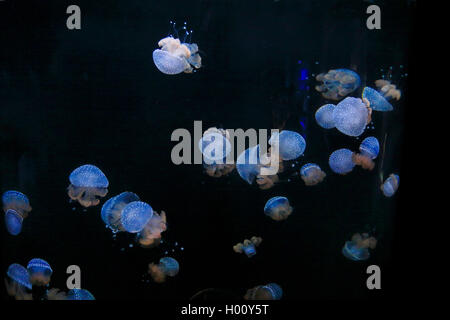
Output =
[
  {"x1": 333, "y1": 97, "x2": 370, "y2": 137},
  {"x1": 5, "y1": 263, "x2": 32, "y2": 300},
  {"x1": 362, "y1": 80, "x2": 401, "y2": 112},
  {"x1": 120, "y1": 201, "x2": 153, "y2": 233},
  {"x1": 342, "y1": 233, "x2": 377, "y2": 261},
  {"x1": 233, "y1": 236, "x2": 263, "y2": 258},
  {"x1": 328, "y1": 148, "x2": 355, "y2": 175},
  {"x1": 2, "y1": 190, "x2": 32, "y2": 236},
  {"x1": 351, "y1": 136, "x2": 379, "y2": 171},
  {"x1": 200, "y1": 128, "x2": 235, "y2": 177},
  {"x1": 153, "y1": 22, "x2": 202, "y2": 75},
  {"x1": 315, "y1": 69, "x2": 360, "y2": 101},
  {"x1": 67, "y1": 164, "x2": 109, "y2": 208},
  {"x1": 101, "y1": 192, "x2": 140, "y2": 233},
  {"x1": 27, "y1": 258, "x2": 52, "y2": 287},
  {"x1": 137, "y1": 210, "x2": 168, "y2": 248},
  {"x1": 315, "y1": 104, "x2": 336, "y2": 129},
  {"x1": 148, "y1": 257, "x2": 179, "y2": 283},
  {"x1": 300, "y1": 163, "x2": 326, "y2": 186},
  {"x1": 381, "y1": 174, "x2": 399, "y2": 197},
  {"x1": 244, "y1": 283, "x2": 283, "y2": 300},
  {"x1": 264, "y1": 196, "x2": 293, "y2": 221},
  {"x1": 66, "y1": 288, "x2": 95, "y2": 300},
  {"x1": 269, "y1": 130, "x2": 306, "y2": 161}
]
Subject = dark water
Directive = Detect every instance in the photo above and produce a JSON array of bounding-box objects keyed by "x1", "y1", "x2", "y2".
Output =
[{"x1": 1, "y1": 0, "x2": 414, "y2": 301}]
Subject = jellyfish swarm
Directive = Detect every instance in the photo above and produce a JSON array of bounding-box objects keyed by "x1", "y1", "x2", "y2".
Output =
[
  {"x1": 269, "y1": 130, "x2": 306, "y2": 161},
  {"x1": 67, "y1": 164, "x2": 109, "y2": 208},
  {"x1": 66, "y1": 288, "x2": 95, "y2": 300},
  {"x1": 27, "y1": 258, "x2": 53, "y2": 287},
  {"x1": 333, "y1": 97, "x2": 370, "y2": 137},
  {"x1": 120, "y1": 201, "x2": 153, "y2": 233},
  {"x1": 233, "y1": 236, "x2": 263, "y2": 258},
  {"x1": 2, "y1": 191, "x2": 32, "y2": 236},
  {"x1": 5, "y1": 263, "x2": 32, "y2": 300},
  {"x1": 264, "y1": 196, "x2": 293, "y2": 221},
  {"x1": 342, "y1": 233, "x2": 377, "y2": 261},
  {"x1": 148, "y1": 257, "x2": 179, "y2": 283},
  {"x1": 200, "y1": 128, "x2": 235, "y2": 178},
  {"x1": 101, "y1": 192, "x2": 140, "y2": 233},
  {"x1": 352, "y1": 136, "x2": 380, "y2": 171},
  {"x1": 300, "y1": 163, "x2": 326, "y2": 186},
  {"x1": 362, "y1": 80, "x2": 401, "y2": 112},
  {"x1": 315, "y1": 69, "x2": 360, "y2": 101},
  {"x1": 244, "y1": 283, "x2": 283, "y2": 300},
  {"x1": 381, "y1": 174, "x2": 400, "y2": 197},
  {"x1": 315, "y1": 104, "x2": 336, "y2": 129},
  {"x1": 328, "y1": 149, "x2": 355, "y2": 175},
  {"x1": 137, "y1": 210, "x2": 167, "y2": 248}
]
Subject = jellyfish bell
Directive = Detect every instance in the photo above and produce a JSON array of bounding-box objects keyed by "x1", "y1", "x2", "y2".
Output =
[
  {"x1": 199, "y1": 128, "x2": 232, "y2": 165},
  {"x1": 101, "y1": 192, "x2": 140, "y2": 233},
  {"x1": 300, "y1": 163, "x2": 326, "y2": 186},
  {"x1": 269, "y1": 130, "x2": 306, "y2": 161},
  {"x1": 66, "y1": 288, "x2": 95, "y2": 300},
  {"x1": 67, "y1": 164, "x2": 109, "y2": 208},
  {"x1": 328, "y1": 148, "x2": 355, "y2": 175},
  {"x1": 359, "y1": 137, "x2": 380, "y2": 159},
  {"x1": 6, "y1": 263, "x2": 32, "y2": 290},
  {"x1": 120, "y1": 201, "x2": 153, "y2": 233},
  {"x1": 236, "y1": 145, "x2": 263, "y2": 185},
  {"x1": 4, "y1": 209, "x2": 24, "y2": 236},
  {"x1": 381, "y1": 174, "x2": 400, "y2": 197},
  {"x1": 245, "y1": 283, "x2": 283, "y2": 300},
  {"x1": 315, "y1": 69, "x2": 360, "y2": 101},
  {"x1": 315, "y1": 104, "x2": 336, "y2": 129},
  {"x1": 264, "y1": 196, "x2": 293, "y2": 221},
  {"x1": 332, "y1": 97, "x2": 369, "y2": 137},
  {"x1": 27, "y1": 258, "x2": 53, "y2": 287}
]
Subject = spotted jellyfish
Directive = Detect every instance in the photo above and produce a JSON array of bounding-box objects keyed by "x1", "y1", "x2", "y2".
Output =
[
  {"x1": 199, "y1": 127, "x2": 235, "y2": 178},
  {"x1": 233, "y1": 236, "x2": 263, "y2": 258},
  {"x1": 264, "y1": 196, "x2": 293, "y2": 221},
  {"x1": 120, "y1": 201, "x2": 153, "y2": 233},
  {"x1": 148, "y1": 257, "x2": 179, "y2": 283},
  {"x1": 67, "y1": 164, "x2": 109, "y2": 208},
  {"x1": 315, "y1": 69, "x2": 361, "y2": 101},
  {"x1": 362, "y1": 80, "x2": 401, "y2": 112},
  {"x1": 4, "y1": 263, "x2": 32, "y2": 300},
  {"x1": 137, "y1": 210, "x2": 168, "y2": 248},
  {"x1": 328, "y1": 148, "x2": 355, "y2": 175},
  {"x1": 101, "y1": 192, "x2": 140, "y2": 233},
  {"x1": 244, "y1": 283, "x2": 283, "y2": 300},
  {"x1": 381, "y1": 174, "x2": 399, "y2": 197},
  {"x1": 342, "y1": 233, "x2": 377, "y2": 261},
  {"x1": 333, "y1": 97, "x2": 371, "y2": 137},
  {"x1": 300, "y1": 163, "x2": 326, "y2": 186},
  {"x1": 269, "y1": 130, "x2": 306, "y2": 161},
  {"x1": 2, "y1": 190, "x2": 32, "y2": 236},
  {"x1": 352, "y1": 136, "x2": 380, "y2": 171},
  {"x1": 27, "y1": 258, "x2": 53, "y2": 287},
  {"x1": 315, "y1": 103, "x2": 336, "y2": 129}
]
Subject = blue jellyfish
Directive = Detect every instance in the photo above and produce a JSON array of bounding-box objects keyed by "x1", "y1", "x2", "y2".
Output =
[
  {"x1": 245, "y1": 283, "x2": 283, "y2": 300},
  {"x1": 315, "y1": 104, "x2": 336, "y2": 129},
  {"x1": 362, "y1": 80, "x2": 401, "y2": 112},
  {"x1": 264, "y1": 196, "x2": 293, "y2": 221},
  {"x1": 236, "y1": 145, "x2": 263, "y2": 185},
  {"x1": 342, "y1": 233, "x2": 377, "y2": 261},
  {"x1": 233, "y1": 236, "x2": 263, "y2": 258},
  {"x1": 101, "y1": 192, "x2": 140, "y2": 233},
  {"x1": 328, "y1": 148, "x2": 355, "y2": 175},
  {"x1": 300, "y1": 163, "x2": 326, "y2": 186},
  {"x1": 2, "y1": 190, "x2": 32, "y2": 236},
  {"x1": 153, "y1": 22, "x2": 202, "y2": 75},
  {"x1": 381, "y1": 174, "x2": 399, "y2": 197},
  {"x1": 148, "y1": 257, "x2": 180, "y2": 283},
  {"x1": 137, "y1": 210, "x2": 168, "y2": 248},
  {"x1": 199, "y1": 128, "x2": 232, "y2": 165},
  {"x1": 120, "y1": 201, "x2": 153, "y2": 233},
  {"x1": 359, "y1": 137, "x2": 380, "y2": 159},
  {"x1": 67, "y1": 164, "x2": 109, "y2": 208},
  {"x1": 66, "y1": 288, "x2": 95, "y2": 300},
  {"x1": 5, "y1": 263, "x2": 32, "y2": 300},
  {"x1": 270, "y1": 130, "x2": 306, "y2": 161},
  {"x1": 27, "y1": 258, "x2": 53, "y2": 287},
  {"x1": 333, "y1": 97, "x2": 370, "y2": 137},
  {"x1": 315, "y1": 69, "x2": 360, "y2": 101}
]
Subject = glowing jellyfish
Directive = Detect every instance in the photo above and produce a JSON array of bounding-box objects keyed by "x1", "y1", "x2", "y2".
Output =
[
  {"x1": 381, "y1": 174, "x2": 399, "y2": 197},
  {"x1": 269, "y1": 130, "x2": 306, "y2": 161},
  {"x1": 2, "y1": 190, "x2": 32, "y2": 236},
  {"x1": 153, "y1": 22, "x2": 202, "y2": 75},
  {"x1": 199, "y1": 128, "x2": 235, "y2": 177},
  {"x1": 137, "y1": 210, "x2": 168, "y2": 248},
  {"x1": 244, "y1": 283, "x2": 283, "y2": 300},
  {"x1": 264, "y1": 196, "x2": 293, "y2": 221},
  {"x1": 66, "y1": 288, "x2": 95, "y2": 300},
  {"x1": 315, "y1": 69, "x2": 360, "y2": 101},
  {"x1": 328, "y1": 149, "x2": 355, "y2": 175},
  {"x1": 362, "y1": 80, "x2": 401, "y2": 112},
  {"x1": 26, "y1": 258, "x2": 52, "y2": 287},
  {"x1": 300, "y1": 163, "x2": 326, "y2": 186},
  {"x1": 315, "y1": 104, "x2": 336, "y2": 129},
  {"x1": 5, "y1": 263, "x2": 32, "y2": 300},
  {"x1": 352, "y1": 136, "x2": 379, "y2": 171},
  {"x1": 101, "y1": 192, "x2": 140, "y2": 233},
  {"x1": 236, "y1": 145, "x2": 263, "y2": 185},
  {"x1": 333, "y1": 97, "x2": 370, "y2": 137},
  {"x1": 120, "y1": 201, "x2": 153, "y2": 233},
  {"x1": 342, "y1": 233, "x2": 377, "y2": 261},
  {"x1": 67, "y1": 164, "x2": 109, "y2": 208},
  {"x1": 148, "y1": 257, "x2": 179, "y2": 283},
  {"x1": 233, "y1": 236, "x2": 262, "y2": 258}
]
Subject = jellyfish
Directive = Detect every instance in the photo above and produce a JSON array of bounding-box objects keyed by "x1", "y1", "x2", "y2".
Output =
[
  {"x1": 233, "y1": 236, "x2": 263, "y2": 258},
  {"x1": 381, "y1": 174, "x2": 399, "y2": 197},
  {"x1": 342, "y1": 233, "x2": 377, "y2": 261},
  {"x1": 244, "y1": 283, "x2": 283, "y2": 300},
  {"x1": 46, "y1": 288, "x2": 67, "y2": 300},
  {"x1": 333, "y1": 97, "x2": 370, "y2": 137},
  {"x1": 362, "y1": 80, "x2": 401, "y2": 112},
  {"x1": 5, "y1": 263, "x2": 32, "y2": 300},
  {"x1": 300, "y1": 163, "x2": 326, "y2": 186},
  {"x1": 137, "y1": 210, "x2": 168, "y2": 248},
  {"x1": 66, "y1": 288, "x2": 95, "y2": 300},
  {"x1": 315, "y1": 69, "x2": 360, "y2": 101},
  {"x1": 200, "y1": 128, "x2": 235, "y2": 177},
  {"x1": 264, "y1": 196, "x2": 293, "y2": 221},
  {"x1": 315, "y1": 104, "x2": 336, "y2": 129},
  {"x1": 148, "y1": 257, "x2": 179, "y2": 283},
  {"x1": 67, "y1": 164, "x2": 109, "y2": 208},
  {"x1": 351, "y1": 136, "x2": 379, "y2": 171},
  {"x1": 328, "y1": 148, "x2": 355, "y2": 175},
  {"x1": 120, "y1": 201, "x2": 153, "y2": 233},
  {"x1": 153, "y1": 22, "x2": 202, "y2": 75},
  {"x1": 101, "y1": 192, "x2": 140, "y2": 233},
  {"x1": 2, "y1": 190, "x2": 32, "y2": 236},
  {"x1": 269, "y1": 130, "x2": 306, "y2": 161},
  {"x1": 26, "y1": 258, "x2": 52, "y2": 287}
]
